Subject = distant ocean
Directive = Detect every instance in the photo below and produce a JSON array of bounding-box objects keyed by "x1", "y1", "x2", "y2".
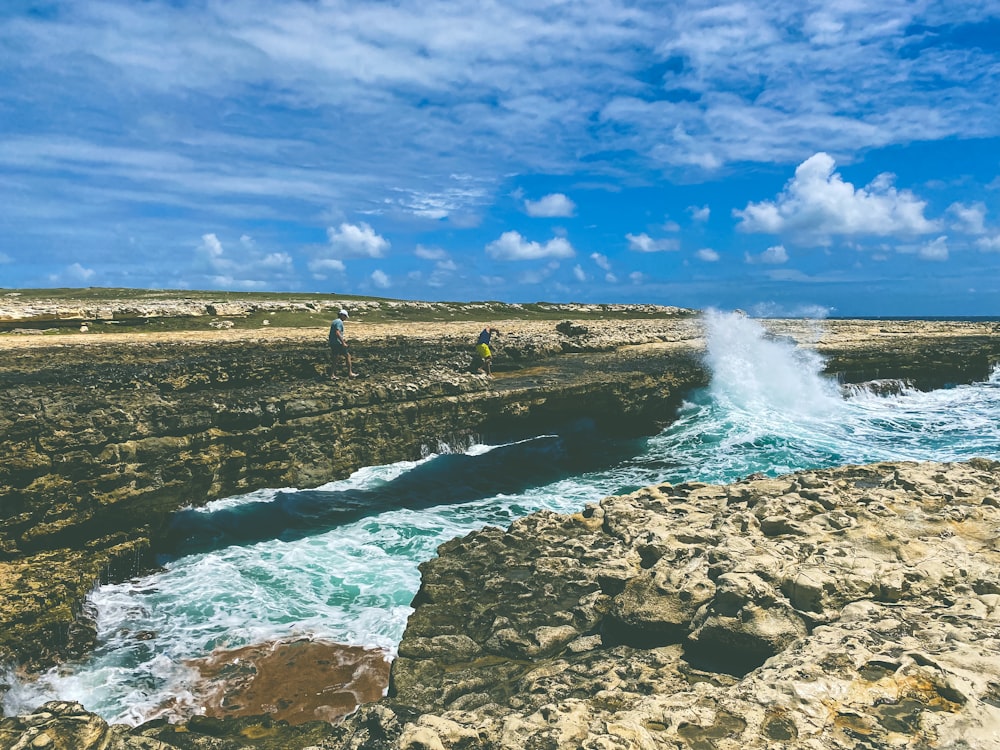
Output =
[{"x1": 4, "y1": 311, "x2": 1000, "y2": 724}]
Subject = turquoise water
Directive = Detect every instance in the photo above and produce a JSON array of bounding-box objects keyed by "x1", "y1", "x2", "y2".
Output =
[{"x1": 4, "y1": 311, "x2": 1000, "y2": 724}]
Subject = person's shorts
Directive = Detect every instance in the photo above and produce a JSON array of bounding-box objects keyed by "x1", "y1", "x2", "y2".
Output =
[
  {"x1": 476, "y1": 343, "x2": 491, "y2": 359},
  {"x1": 329, "y1": 339, "x2": 348, "y2": 354}
]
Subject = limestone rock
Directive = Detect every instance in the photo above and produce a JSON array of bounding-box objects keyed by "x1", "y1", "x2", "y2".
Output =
[{"x1": 383, "y1": 459, "x2": 1000, "y2": 749}]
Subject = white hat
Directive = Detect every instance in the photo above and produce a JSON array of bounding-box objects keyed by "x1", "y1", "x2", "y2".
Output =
[{"x1": 339, "y1": 309, "x2": 349, "y2": 318}]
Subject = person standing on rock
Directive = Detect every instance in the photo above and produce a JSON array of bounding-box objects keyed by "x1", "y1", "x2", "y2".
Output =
[
  {"x1": 474, "y1": 326, "x2": 499, "y2": 376},
  {"x1": 329, "y1": 309, "x2": 358, "y2": 379}
]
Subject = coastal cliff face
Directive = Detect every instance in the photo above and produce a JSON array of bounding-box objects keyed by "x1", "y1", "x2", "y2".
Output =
[
  {"x1": 0, "y1": 316, "x2": 708, "y2": 668},
  {"x1": 0, "y1": 308, "x2": 998, "y2": 744}
]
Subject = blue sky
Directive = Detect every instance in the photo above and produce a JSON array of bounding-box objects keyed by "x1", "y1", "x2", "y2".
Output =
[{"x1": 1, "y1": 1, "x2": 999, "y2": 316}]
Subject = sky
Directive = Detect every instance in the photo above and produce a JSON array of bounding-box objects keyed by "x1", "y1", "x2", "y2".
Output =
[{"x1": 1, "y1": 1, "x2": 999, "y2": 316}]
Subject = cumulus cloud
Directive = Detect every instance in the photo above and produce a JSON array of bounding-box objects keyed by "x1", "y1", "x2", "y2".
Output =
[
  {"x1": 977, "y1": 234, "x2": 1000, "y2": 252},
  {"x1": 949, "y1": 202, "x2": 986, "y2": 234},
  {"x1": 197, "y1": 231, "x2": 298, "y2": 284},
  {"x1": 735, "y1": 153, "x2": 938, "y2": 243},
  {"x1": 696, "y1": 247, "x2": 719, "y2": 262},
  {"x1": 688, "y1": 205, "x2": 710, "y2": 222},
  {"x1": 917, "y1": 236, "x2": 948, "y2": 261},
  {"x1": 626, "y1": 232, "x2": 680, "y2": 252},
  {"x1": 327, "y1": 222, "x2": 390, "y2": 257},
  {"x1": 371, "y1": 269, "x2": 391, "y2": 288},
  {"x1": 745, "y1": 244, "x2": 788, "y2": 264},
  {"x1": 573, "y1": 264, "x2": 587, "y2": 281},
  {"x1": 485, "y1": 231, "x2": 574, "y2": 260},
  {"x1": 524, "y1": 193, "x2": 576, "y2": 218}
]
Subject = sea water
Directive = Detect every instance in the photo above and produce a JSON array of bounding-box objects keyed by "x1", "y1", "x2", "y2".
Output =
[{"x1": 4, "y1": 311, "x2": 1000, "y2": 723}]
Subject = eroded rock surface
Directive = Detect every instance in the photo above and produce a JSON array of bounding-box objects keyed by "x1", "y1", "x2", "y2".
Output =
[{"x1": 383, "y1": 459, "x2": 1000, "y2": 749}]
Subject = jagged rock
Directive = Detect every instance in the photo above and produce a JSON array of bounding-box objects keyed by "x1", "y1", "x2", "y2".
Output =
[{"x1": 379, "y1": 459, "x2": 1000, "y2": 749}]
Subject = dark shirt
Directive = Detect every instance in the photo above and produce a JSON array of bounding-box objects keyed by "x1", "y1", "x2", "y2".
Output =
[{"x1": 477, "y1": 328, "x2": 492, "y2": 346}]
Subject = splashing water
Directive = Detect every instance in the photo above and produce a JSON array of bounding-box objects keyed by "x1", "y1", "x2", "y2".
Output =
[{"x1": 4, "y1": 312, "x2": 999, "y2": 723}]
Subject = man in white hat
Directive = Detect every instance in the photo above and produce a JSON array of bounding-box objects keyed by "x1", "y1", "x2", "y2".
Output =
[{"x1": 328, "y1": 309, "x2": 358, "y2": 378}]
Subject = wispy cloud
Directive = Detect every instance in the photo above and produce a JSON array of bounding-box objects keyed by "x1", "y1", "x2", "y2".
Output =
[
  {"x1": 46, "y1": 262, "x2": 97, "y2": 285},
  {"x1": 590, "y1": 252, "x2": 612, "y2": 271},
  {"x1": 696, "y1": 247, "x2": 719, "y2": 262},
  {"x1": 371, "y1": 269, "x2": 391, "y2": 288},
  {"x1": 735, "y1": 153, "x2": 938, "y2": 243},
  {"x1": 415, "y1": 245, "x2": 448, "y2": 260},
  {"x1": 626, "y1": 232, "x2": 680, "y2": 252}
]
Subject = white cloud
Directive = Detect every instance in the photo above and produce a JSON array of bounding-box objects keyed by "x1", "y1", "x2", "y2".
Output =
[
  {"x1": 371, "y1": 269, "x2": 391, "y2": 288},
  {"x1": 696, "y1": 247, "x2": 719, "y2": 262},
  {"x1": 485, "y1": 231, "x2": 574, "y2": 260},
  {"x1": 629, "y1": 271, "x2": 644, "y2": 283},
  {"x1": 746, "y1": 244, "x2": 788, "y2": 264},
  {"x1": 309, "y1": 258, "x2": 346, "y2": 275},
  {"x1": 59, "y1": 262, "x2": 96, "y2": 283},
  {"x1": 918, "y1": 236, "x2": 948, "y2": 261},
  {"x1": 977, "y1": 234, "x2": 1000, "y2": 252},
  {"x1": 663, "y1": 220, "x2": 681, "y2": 232},
  {"x1": 524, "y1": 193, "x2": 576, "y2": 218},
  {"x1": 415, "y1": 244, "x2": 448, "y2": 260},
  {"x1": 605, "y1": 272, "x2": 618, "y2": 283},
  {"x1": 949, "y1": 202, "x2": 986, "y2": 234},
  {"x1": 626, "y1": 232, "x2": 680, "y2": 252},
  {"x1": 590, "y1": 252, "x2": 611, "y2": 271},
  {"x1": 200, "y1": 233, "x2": 224, "y2": 258},
  {"x1": 198, "y1": 232, "x2": 298, "y2": 283},
  {"x1": 258, "y1": 253, "x2": 292, "y2": 273},
  {"x1": 735, "y1": 153, "x2": 938, "y2": 243},
  {"x1": 688, "y1": 205, "x2": 710, "y2": 222},
  {"x1": 573, "y1": 264, "x2": 587, "y2": 282},
  {"x1": 327, "y1": 222, "x2": 390, "y2": 258}
]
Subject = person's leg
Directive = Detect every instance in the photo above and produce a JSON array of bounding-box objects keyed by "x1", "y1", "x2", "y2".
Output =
[
  {"x1": 485, "y1": 355, "x2": 492, "y2": 376},
  {"x1": 346, "y1": 350, "x2": 357, "y2": 377}
]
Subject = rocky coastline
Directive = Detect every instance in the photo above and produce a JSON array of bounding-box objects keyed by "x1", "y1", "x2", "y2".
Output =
[{"x1": 1, "y1": 299, "x2": 999, "y2": 748}]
